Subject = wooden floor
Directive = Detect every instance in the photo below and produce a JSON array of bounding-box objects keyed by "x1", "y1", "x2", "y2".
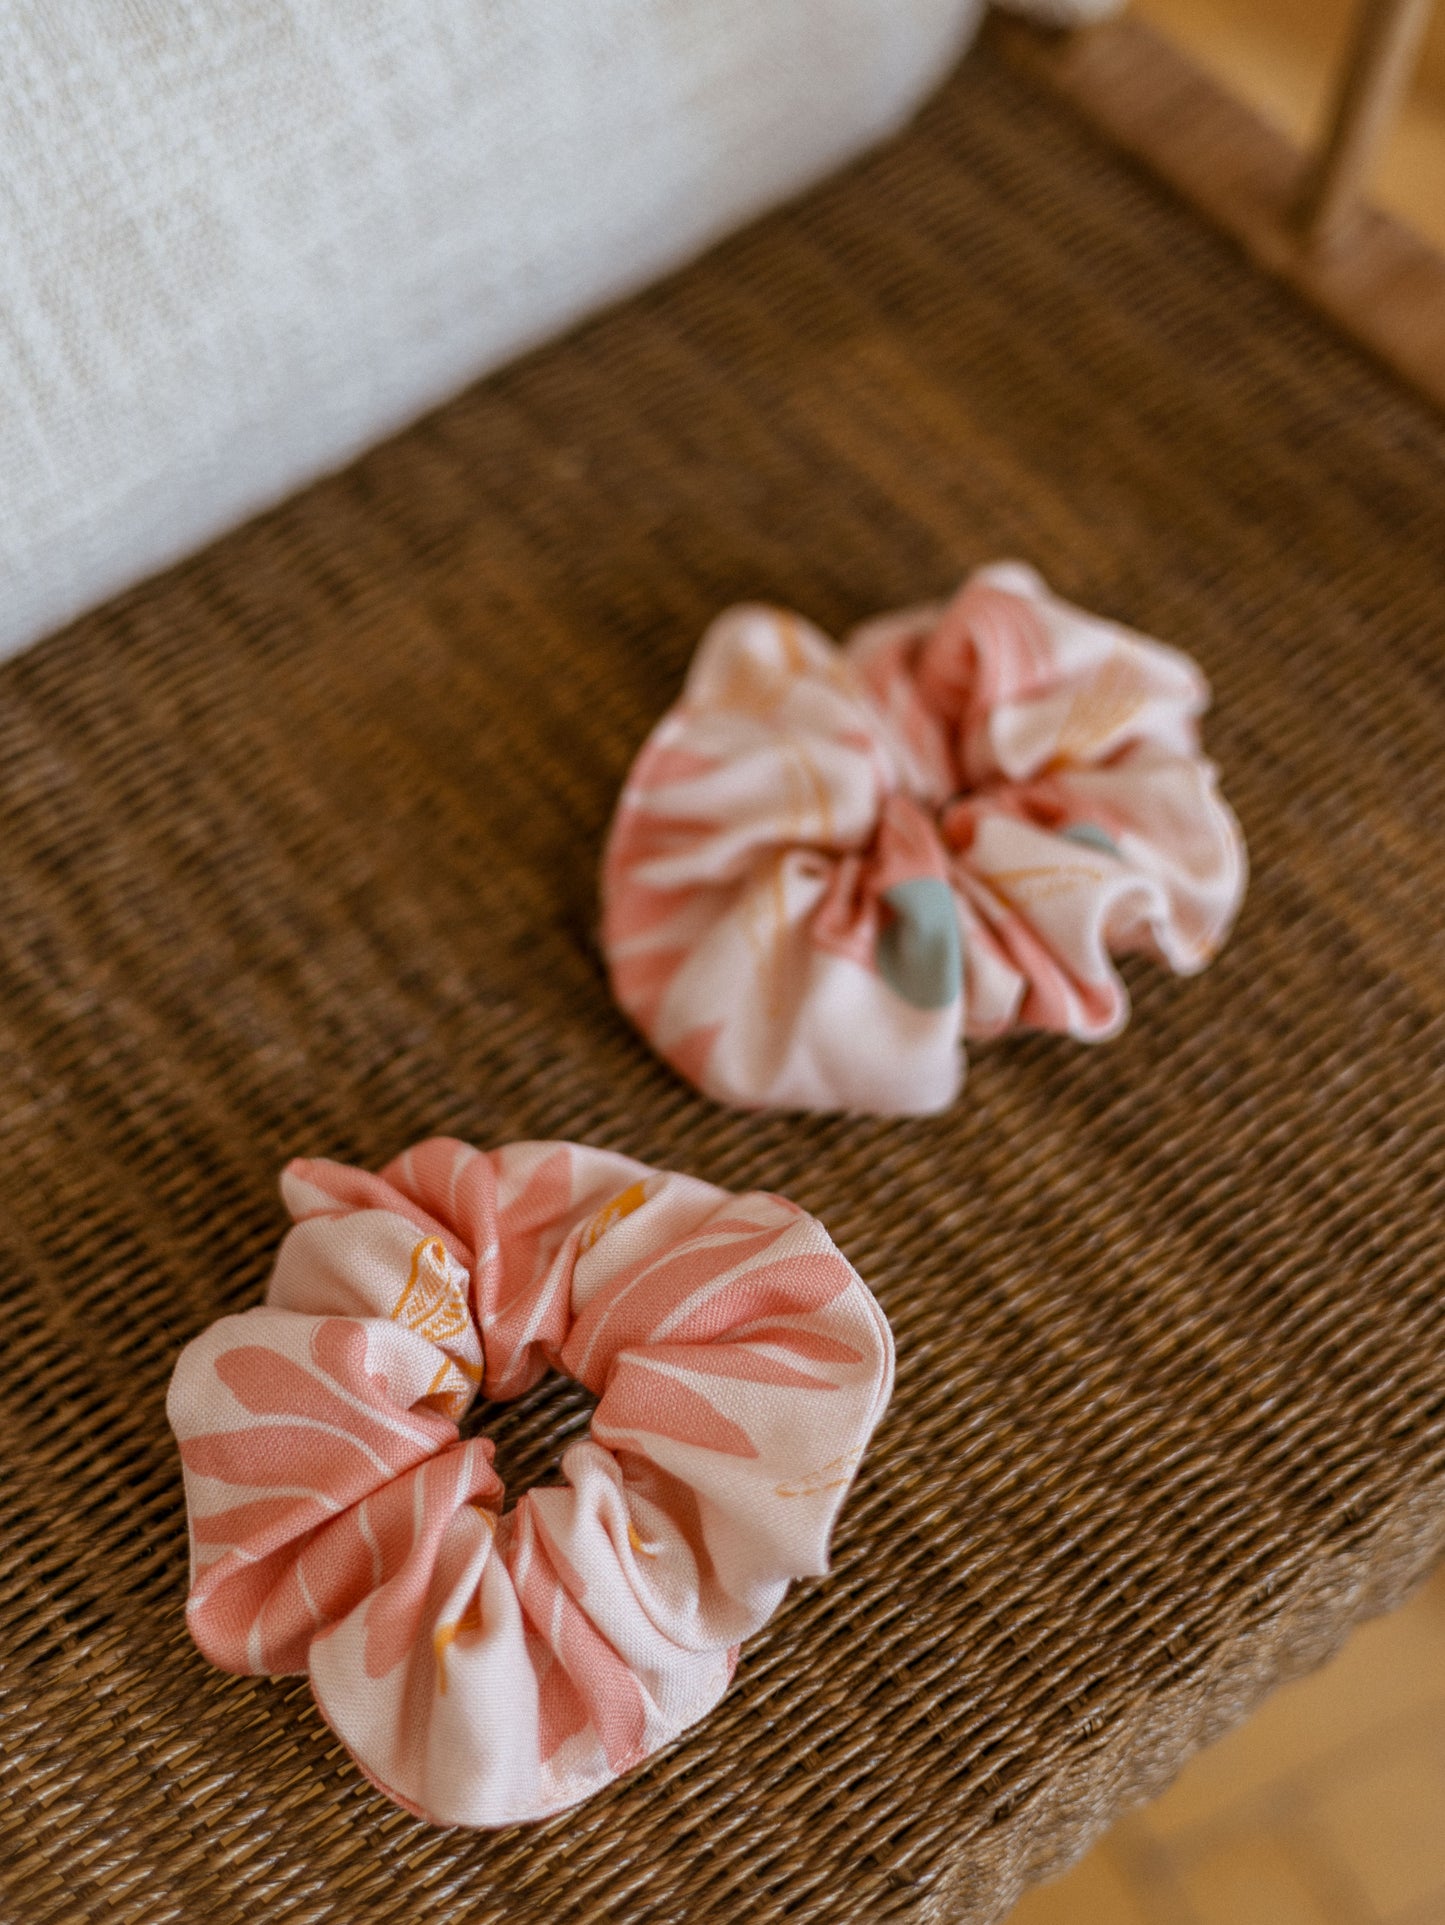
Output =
[
  {"x1": 1133, "y1": 0, "x2": 1445, "y2": 246},
  {"x1": 993, "y1": 6, "x2": 1445, "y2": 429},
  {"x1": 1008, "y1": 1563, "x2": 1445, "y2": 1922},
  {"x1": 1003, "y1": 23, "x2": 1445, "y2": 1909}
]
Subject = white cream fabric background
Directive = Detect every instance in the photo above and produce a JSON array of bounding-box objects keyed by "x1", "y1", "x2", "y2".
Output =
[{"x1": 1, "y1": 0, "x2": 992, "y2": 659}]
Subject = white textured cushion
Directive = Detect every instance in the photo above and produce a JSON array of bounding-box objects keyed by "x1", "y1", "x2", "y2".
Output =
[
  {"x1": 0, "y1": 0, "x2": 981, "y2": 659},
  {"x1": 993, "y1": 0, "x2": 1126, "y2": 25}
]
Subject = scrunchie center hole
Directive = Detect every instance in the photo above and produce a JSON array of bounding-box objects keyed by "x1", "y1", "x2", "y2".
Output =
[{"x1": 459, "y1": 1372, "x2": 599, "y2": 1502}]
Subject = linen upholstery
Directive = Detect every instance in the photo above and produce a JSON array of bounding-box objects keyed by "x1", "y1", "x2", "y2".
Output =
[{"x1": 0, "y1": 0, "x2": 980, "y2": 660}]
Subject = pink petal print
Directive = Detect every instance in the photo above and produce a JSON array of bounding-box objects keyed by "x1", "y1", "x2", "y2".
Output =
[
  {"x1": 381, "y1": 1137, "x2": 496, "y2": 1263},
  {"x1": 180, "y1": 1422, "x2": 386, "y2": 1494},
  {"x1": 810, "y1": 852, "x2": 877, "y2": 968},
  {"x1": 530, "y1": 1510, "x2": 590, "y2": 1601},
  {"x1": 602, "y1": 880, "x2": 698, "y2": 946},
  {"x1": 284, "y1": 1158, "x2": 471, "y2": 1265},
  {"x1": 180, "y1": 1319, "x2": 476, "y2": 1678},
  {"x1": 254, "y1": 1539, "x2": 360, "y2": 1673},
  {"x1": 633, "y1": 743, "x2": 722, "y2": 788},
  {"x1": 643, "y1": 1341, "x2": 840, "y2": 1392},
  {"x1": 361, "y1": 1447, "x2": 488, "y2": 1681},
  {"x1": 191, "y1": 1494, "x2": 332, "y2": 1548},
  {"x1": 729, "y1": 1325, "x2": 863, "y2": 1364},
  {"x1": 664, "y1": 1022, "x2": 722, "y2": 1090},
  {"x1": 215, "y1": 1343, "x2": 444, "y2": 1469},
  {"x1": 472, "y1": 1147, "x2": 579, "y2": 1395},
  {"x1": 660, "y1": 1251, "x2": 857, "y2": 1347},
  {"x1": 189, "y1": 1537, "x2": 317, "y2": 1674},
  {"x1": 531, "y1": 1633, "x2": 592, "y2": 1765},
  {"x1": 594, "y1": 1356, "x2": 759, "y2": 1459},
  {"x1": 607, "y1": 811, "x2": 721, "y2": 870},
  {"x1": 512, "y1": 1512, "x2": 649, "y2": 1773},
  {"x1": 563, "y1": 1222, "x2": 787, "y2": 1388},
  {"x1": 610, "y1": 945, "x2": 693, "y2": 1029},
  {"x1": 918, "y1": 577, "x2": 1052, "y2": 735},
  {"x1": 188, "y1": 1484, "x2": 398, "y2": 1676},
  {"x1": 307, "y1": 1318, "x2": 454, "y2": 1444},
  {"x1": 497, "y1": 1147, "x2": 575, "y2": 1260}
]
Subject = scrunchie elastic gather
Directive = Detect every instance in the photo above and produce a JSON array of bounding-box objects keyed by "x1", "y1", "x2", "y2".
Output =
[
  {"x1": 167, "y1": 1138, "x2": 893, "y2": 1826},
  {"x1": 602, "y1": 563, "x2": 1246, "y2": 1114}
]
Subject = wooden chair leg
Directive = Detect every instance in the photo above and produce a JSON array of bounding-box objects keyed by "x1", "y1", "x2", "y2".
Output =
[{"x1": 1297, "y1": 0, "x2": 1436, "y2": 242}]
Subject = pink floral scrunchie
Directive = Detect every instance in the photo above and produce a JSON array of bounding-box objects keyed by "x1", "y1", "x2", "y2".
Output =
[
  {"x1": 167, "y1": 1137, "x2": 894, "y2": 1827},
  {"x1": 602, "y1": 563, "x2": 1247, "y2": 1115}
]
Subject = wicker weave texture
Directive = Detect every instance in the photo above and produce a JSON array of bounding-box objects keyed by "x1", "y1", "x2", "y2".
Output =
[{"x1": 1, "y1": 34, "x2": 1443, "y2": 1925}]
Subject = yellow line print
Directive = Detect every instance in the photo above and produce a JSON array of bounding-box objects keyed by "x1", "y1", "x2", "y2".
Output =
[
  {"x1": 394, "y1": 1236, "x2": 448, "y2": 1321},
  {"x1": 393, "y1": 1235, "x2": 470, "y2": 1346},
  {"x1": 787, "y1": 738, "x2": 834, "y2": 845},
  {"x1": 580, "y1": 1178, "x2": 653, "y2": 1254},
  {"x1": 433, "y1": 1621, "x2": 459, "y2": 1693},
  {"x1": 432, "y1": 1595, "x2": 486, "y2": 1695},
  {"x1": 779, "y1": 610, "x2": 809, "y2": 679},
  {"x1": 433, "y1": 1513, "x2": 498, "y2": 1692},
  {"x1": 1049, "y1": 655, "x2": 1147, "y2": 766},
  {"x1": 986, "y1": 864, "x2": 1106, "y2": 906},
  {"x1": 775, "y1": 1449, "x2": 864, "y2": 1499}
]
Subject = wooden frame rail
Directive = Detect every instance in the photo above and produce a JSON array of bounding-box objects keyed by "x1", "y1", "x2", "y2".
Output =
[
  {"x1": 992, "y1": 6, "x2": 1445, "y2": 414},
  {"x1": 1299, "y1": 0, "x2": 1437, "y2": 241}
]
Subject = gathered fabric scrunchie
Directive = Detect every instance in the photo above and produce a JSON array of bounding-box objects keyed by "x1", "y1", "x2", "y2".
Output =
[
  {"x1": 167, "y1": 1137, "x2": 894, "y2": 1827},
  {"x1": 602, "y1": 562, "x2": 1247, "y2": 1115}
]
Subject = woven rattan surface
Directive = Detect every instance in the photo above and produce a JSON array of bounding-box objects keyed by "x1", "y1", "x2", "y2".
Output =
[{"x1": 2, "y1": 30, "x2": 1444, "y2": 1925}]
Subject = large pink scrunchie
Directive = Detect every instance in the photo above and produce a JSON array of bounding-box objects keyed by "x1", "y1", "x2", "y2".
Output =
[
  {"x1": 602, "y1": 563, "x2": 1247, "y2": 1114},
  {"x1": 167, "y1": 1138, "x2": 893, "y2": 1827}
]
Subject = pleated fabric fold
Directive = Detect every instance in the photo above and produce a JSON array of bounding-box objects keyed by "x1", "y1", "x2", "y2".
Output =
[
  {"x1": 168, "y1": 1137, "x2": 893, "y2": 1826},
  {"x1": 603, "y1": 563, "x2": 1246, "y2": 1113}
]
